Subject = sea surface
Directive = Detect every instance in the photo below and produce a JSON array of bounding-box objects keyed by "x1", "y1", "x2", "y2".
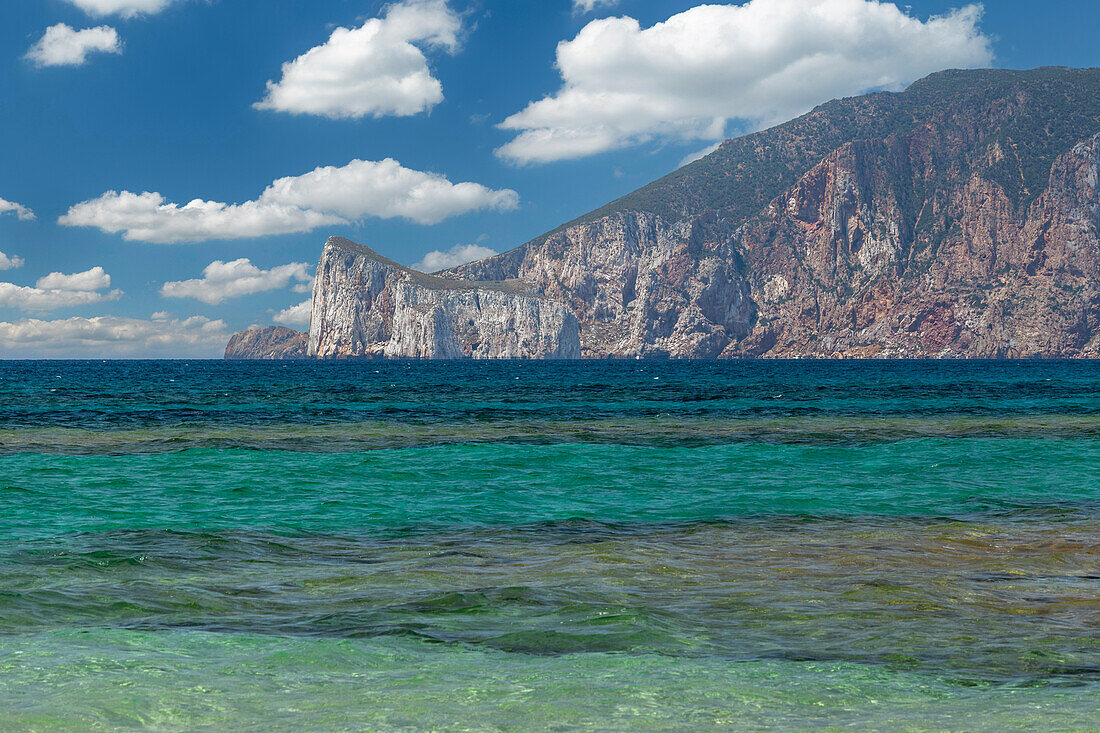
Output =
[{"x1": 1, "y1": 360, "x2": 1099, "y2": 731}]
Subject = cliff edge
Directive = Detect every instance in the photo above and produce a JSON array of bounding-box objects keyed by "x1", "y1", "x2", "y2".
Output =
[{"x1": 305, "y1": 237, "x2": 580, "y2": 359}]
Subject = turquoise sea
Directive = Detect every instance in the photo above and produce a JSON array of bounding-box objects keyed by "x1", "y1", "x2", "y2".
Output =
[{"x1": 1, "y1": 360, "x2": 1099, "y2": 731}]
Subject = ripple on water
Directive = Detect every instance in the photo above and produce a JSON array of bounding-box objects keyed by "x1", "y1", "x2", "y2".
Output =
[{"x1": 2, "y1": 361, "x2": 1100, "y2": 729}]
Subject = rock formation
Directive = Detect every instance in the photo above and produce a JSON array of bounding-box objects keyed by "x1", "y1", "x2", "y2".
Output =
[
  {"x1": 224, "y1": 326, "x2": 307, "y2": 360},
  {"x1": 229, "y1": 67, "x2": 1100, "y2": 359},
  {"x1": 305, "y1": 237, "x2": 580, "y2": 359},
  {"x1": 444, "y1": 67, "x2": 1100, "y2": 358}
]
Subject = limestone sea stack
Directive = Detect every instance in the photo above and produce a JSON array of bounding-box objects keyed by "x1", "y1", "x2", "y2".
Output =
[{"x1": 305, "y1": 237, "x2": 581, "y2": 359}]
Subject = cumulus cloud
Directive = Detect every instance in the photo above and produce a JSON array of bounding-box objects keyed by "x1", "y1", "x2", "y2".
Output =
[
  {"x1": 60, "y1": 158, "x2": 519, "y2": 244},
  {"x1": 161, "y1": 259, "x2": 313, "y2": 305},
  {"x1": 0, "y1": 284, "x2": 116, "y2": 310},
  {"x1": 25, "y1": 24, "x2": 121, "y2": 68},
  {"x1": 256, "y1": 0, "x2": 461, "y2": 119},
  {"x1": 274, "y1": 299, "x2": 312, "y2": 328},
  {"x1": 60, "y1": 191, "x2": 340, "y2": 244},
  {"x1": 0, "y1": 198, "x2": 35, "y2": 221},
  {"x1": 497, "y1": 0, "x2": 993, "y2": 164},
  {"x1": 0, "y1": 267, "x2": 121, "y2": 311},
  {"x1": 36, "y1": 266, "x2": 112, "y2": 291},
  {"x1": 263, "y1": 159, "x2": 519, "y2": 224},
  {"x1": 63, "y1": 0, "x2": 174, "y2": 17},
  {"x1": 412, "y1": 242, "x2": 497, "y2": 272},
  {"x1": 0, "y1": 315, "x2": 228, "y2": 358},
  {"x1": 0, "y1": 252, "x2": 25, "y2": 271}
]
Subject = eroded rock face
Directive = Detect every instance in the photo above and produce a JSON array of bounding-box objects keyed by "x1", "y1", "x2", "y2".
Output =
[
  {"x1": 306, "y1": 237, "x2": 580, "y2": 359},
  {"x1": 449, "y1": 213, "x2": 755, "y2": 358},
  {"x1": 722, "y1": 131, "x2": 1100, "y2": 358},
  {"x1": 446, "y1": 69, "x2": 1100, "y2": 359},
  {"x1": 224, "y1": 326, "x2": 307, "y2": 360}
]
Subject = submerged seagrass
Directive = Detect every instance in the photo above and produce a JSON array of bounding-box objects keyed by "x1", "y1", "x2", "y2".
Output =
[{"x1": 2, "y1": 360, "x2": 1100, "y2": 729}]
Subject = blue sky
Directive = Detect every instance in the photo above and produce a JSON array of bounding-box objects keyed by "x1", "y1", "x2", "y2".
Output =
[{"x1": 0, "y1": 0, "x2": 1097, "y2": 357}]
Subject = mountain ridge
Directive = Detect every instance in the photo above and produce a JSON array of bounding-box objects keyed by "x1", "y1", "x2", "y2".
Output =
[
  {"x1": 454, "y1": 66, "x2": 1100, "y2": 268},
  {"x1": 443, "y1": 66, "x2": 1100, "y2": 358},
  {"x1": 227, "y1": 67, "x2": 1100, "y2": 359}
]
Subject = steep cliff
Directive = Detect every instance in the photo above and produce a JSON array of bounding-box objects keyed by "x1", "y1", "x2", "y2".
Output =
[
  {"x1": 448, "y1": 213, "x2": 755, "y2": 357},
  {"x1": 306, "y1": 237, "x2": 580, "y2": 359},
  {"x1": 228, "y1": 68, "x2": 1100, "y2": 360},
  {"x1": 447, "y1": 67, "x2": 1100, "y2": 358},
  {"x1": 224, "y1": 326, "x2": 308, "y2": 360}
]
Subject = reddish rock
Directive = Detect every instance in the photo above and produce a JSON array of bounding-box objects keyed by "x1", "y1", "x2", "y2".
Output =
[{"x1": 448, "y1": 68, "x2": 1100, "y2": 359}]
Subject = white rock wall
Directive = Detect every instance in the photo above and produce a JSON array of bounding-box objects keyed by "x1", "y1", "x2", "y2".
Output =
[{"x1": 307, "y1": 237, "x2": 580, "y2": 359}]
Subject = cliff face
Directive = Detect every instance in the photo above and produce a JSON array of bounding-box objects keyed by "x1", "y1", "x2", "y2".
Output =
[
  {"x1": 224, "y1": 326, "x2": 308, "y2": 360},
  {"x1": 447, "y1": 68, "x2": 1100, "y2": 358},
  {"x1": 450, "y1": 213, "x2": 755, "y2": 357},
  {"x1": 725, "y1": 131, "x2": 1100, "y2": 358},
  {"x1": 306, "y1": 237, "x2": 580, "y2": 359}
]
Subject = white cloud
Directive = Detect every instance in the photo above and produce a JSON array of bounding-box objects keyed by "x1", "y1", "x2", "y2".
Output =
[
  {"x1": 0, "y1": 267, "x2": 121, "y2": 311},
  {"x1": 262, "y1": 159, "x2": 519, "y2": 225},
  {"x1": 161, "y1": 258, "x2": 313, "y2": 305},
  {"x1": 60, "y1": 158, "x2": 519, "y2": 243},
  {"x1": 25, "y1": 24, "x2": 121, "y2": 68},
  {"x1": 0, "y1": 198, "x2": 35, "y2": 221},
  {"x1": 63, "y1": 0, "x2": 174, "y2": 18},
  {"x1": 0, "y1": 284, "x2": 120, "y2": 311},
  {"x1": 256, "y1": 0, "x2": 461, "y2": 119},
  {"x1": 0, "y1": 315, "x2": 228, "y2": 358},
  {"x1": 413, "y1": 242, "x2": 497, "y2": 272},
  {"x1": 60, "y1": 191, "x2": 341, "y2": 244},
  {"x1": 573, "y1": 0, "x2": 618, "y2": 12},
  {"x1": 36, "y1": 266, "x2": 112, "y2": 291},
  {"x1": 0, "y1": 252, "x2": 25, "y2": 271},
  {"x1": 497, "y1": 0, "x2": 993, "y2": 164},
  {"x1": 274, "y1": 299, "x2": 312, "y2": 328}
]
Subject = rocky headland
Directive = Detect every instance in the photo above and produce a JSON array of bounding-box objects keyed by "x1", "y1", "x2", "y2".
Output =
[
  {"x1": 224, "y1": 326, "x2": 307, "y2": 360},
  {"x1": 227, "y1": 67, "x2": 1100, "y2": 360},
  {"x1": 304, "y1": 237, "x2": 579, "y2": 359}
]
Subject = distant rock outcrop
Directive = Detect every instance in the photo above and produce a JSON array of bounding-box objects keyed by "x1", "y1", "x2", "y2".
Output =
[
  {"x1": 305, "y1": 237, "x2": 580, "y2": 359},
  {"x1": 224, "y1": 326, "x2": 307, "y2": 360}
]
